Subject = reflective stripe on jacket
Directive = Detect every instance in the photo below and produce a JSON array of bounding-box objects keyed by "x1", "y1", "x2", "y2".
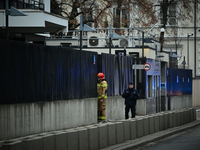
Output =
[{"x1": 97, "y1": 80, "x2": 108, "y2": 99}]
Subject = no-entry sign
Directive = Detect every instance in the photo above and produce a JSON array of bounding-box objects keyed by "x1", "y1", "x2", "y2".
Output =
[{"x1": 143, "y1": 63, "x2": 151, "y2": 71}]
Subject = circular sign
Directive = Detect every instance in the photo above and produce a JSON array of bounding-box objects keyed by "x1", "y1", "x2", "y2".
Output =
[{"x1": 143, "y1": 63, "x2": 151, "y2": 71}]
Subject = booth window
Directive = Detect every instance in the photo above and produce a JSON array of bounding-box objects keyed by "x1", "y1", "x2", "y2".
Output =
[{"x1": 148, "y1": 75, "x2": 153, "y2": 97}]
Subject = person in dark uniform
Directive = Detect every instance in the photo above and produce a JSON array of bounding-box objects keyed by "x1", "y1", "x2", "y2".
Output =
[{"x1": 122, "y1": 82, "x2": 140, "y2": 119}]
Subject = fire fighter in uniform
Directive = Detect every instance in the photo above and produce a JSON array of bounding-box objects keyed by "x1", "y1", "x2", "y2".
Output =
[{"x1": 97, "y1": 73, "x2": 108, "y2": 121}]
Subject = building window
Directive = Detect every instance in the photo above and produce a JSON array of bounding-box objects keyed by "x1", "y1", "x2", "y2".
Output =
[
  {"x1": 168, "y1": 3, "x2": 176, "y2": 25},
  {"x1": 122, "y1": 9, "x2": 129, "y2": 27},
  {"x1": 113, "y1": 7, "x2": 129, "y2": 27},
  {"x1": 160, "y1": 3, "x2": 176, "y2": 25}
]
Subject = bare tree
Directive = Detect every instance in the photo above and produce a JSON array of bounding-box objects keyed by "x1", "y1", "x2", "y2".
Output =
[
  {"x1": 51, "y1": 0, "x2": 158, "y2": 36},
  {"x1": 51, "y1": 0, "x2": 114, "y2": 36},
  {"x1": 155, "y1": 0, "x2": 200, "y2": 52}
]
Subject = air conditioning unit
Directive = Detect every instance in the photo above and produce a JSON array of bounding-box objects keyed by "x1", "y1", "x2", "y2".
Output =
[
  {"x1": 119, "y1": 38, "x2": 135, "y2": 47},
  {"x1": 87, "y1": 33, "x2": 106, "y2": 47}
]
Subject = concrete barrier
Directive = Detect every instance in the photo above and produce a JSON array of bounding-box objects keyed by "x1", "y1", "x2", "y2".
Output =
[
  {"x1": 129, "y1": 119, "x2": 137, "y2": 140},
  {"x1": 168, "y1": 112, "x2": 174, "y2": 128},
  {"x1": 107, "y1": 123, "x2": 116, "y2": 146},
  {"x1": 115, "y1": 122, "x2": 124, "y2": 144},
  {"x1": 163, "y1": 112, "x2": 169, "y2": 130},
  {"x1": 120, "y1": 120, "x2": 131, "y2": 141},
  {"x1": 85, "y1": 126, "x2": 98, "y2": 150},
  {"x1": 96, "y1": 124, "x2": 108, "y2": 149},
  {"x1": 23, "y1": 136, "x2": 43, "y2": 150},
  {"x1": 179, "y1": 110, "x2": 184, "y2": 125},
  {"x1": 153, "y1": 114, "x2": 160, "y2": 132},
  {"x1": 185, "y1": 108, "x2": 190, "y2": 123},
  {"x1": 51, "y1": 131, "x2": 67, "y2": 150},
  {"x1": 66, "y1": 129, "x2": 78, "y2": 150},
  {"x1": 136, "y1": 118, "x2": 144, "y2": 138},
  {"x1": 190, "y1": 108, "x2": 194, "y2": 122},
  {"x1": 194, "y1": 108, "x2": 197, "y2": 120},
  {"x1": 1, "y1": 108, "x2": 197, "y2": 150},
  {"x1": 175, "y1": 111, "x2": 181, "y2": 126},
  {"x1": 39, "y1": 134, "x2": 54, "y2": 150},
  {"x1": 158, "y1": 113, "x2": 165, "y2": 131},
  {"x1": 1, "y1": 140, "x2": 23, "y2": 150},
  {"x1": 143, "y1": 117, "x2": 150, "y2": 136},
  {"x1": 148, "y1": 115, "x2": 155, "y2": 134},
  {"x1": 189, "y1": 108, "x2": 194, "y2": 121},
  {"x1": 191, "y1": 108, "x2": 195, "y2": 121},
  {"x1": 75, "y1": 127, "x2": 88, "y2": 150},
  {"x1": 0, "y1": 141, "x2": 2, "y2": 150},
  {"x1": 182, "y1": 109, "x2": 187, "y2": 124},
  {"x1": 173, "y1": 111, "x2": 178, "y2": 127}
]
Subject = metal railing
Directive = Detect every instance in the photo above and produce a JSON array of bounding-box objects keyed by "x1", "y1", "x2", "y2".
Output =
[{"x1": 0, "y1": 0, "x2": 44, "y2": 10}]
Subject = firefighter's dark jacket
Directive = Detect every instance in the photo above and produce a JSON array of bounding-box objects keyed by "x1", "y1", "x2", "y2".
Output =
[{"x1": 122, "y1": 88, "x2": 140, "y2": 105}]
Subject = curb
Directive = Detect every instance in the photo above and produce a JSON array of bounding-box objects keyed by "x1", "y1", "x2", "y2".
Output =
[{"x1": 101, "y1": 120, "x2": 200, "y2": 150}]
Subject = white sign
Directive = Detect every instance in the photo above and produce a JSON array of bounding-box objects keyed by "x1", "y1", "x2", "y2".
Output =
[{"x1": 132, "y1": 65, "x2": 144, "y2": 69}]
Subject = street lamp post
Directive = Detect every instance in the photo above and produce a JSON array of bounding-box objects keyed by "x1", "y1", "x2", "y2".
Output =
[
  {"x1": 142, "y1": 31, "x2": 144, "y2": 58},
  {"x1": 160, "y1": 28, "x2": 165, "y2": 52},
  {"x1": 109, "y1": 25, "x2": 112, "y2": 55},
  {"x1": 187, "y1": 33, "x2": 193, "y2": 68},
  {"x1": 5, "y1": 0, "x2": 9, "y2": 40}
]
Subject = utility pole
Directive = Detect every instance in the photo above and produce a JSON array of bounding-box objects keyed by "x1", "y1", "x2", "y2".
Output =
[
  {"x1": 194, "y1": 0, "x2": 197, "y2": 77},
  {"x1": 109, "y1": 25, "x2": 112, "y2": 55},
  {"x1": 142, "y1": 31, "x2": 144, "y2": 58},
  {"x1": 5, "y1": 0, "x2": 9, "y2": 40}
]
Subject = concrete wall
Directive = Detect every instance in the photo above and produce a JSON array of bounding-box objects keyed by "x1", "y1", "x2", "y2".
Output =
[
  {"x1": 106, "y1": 97, "x2": 147, "y2": 120},
  {"x1": 169, "y1": 95, "x2": 192, "y2": 110},
  {"x1": 0, "y1": 95, "x2": 193, "y2": 140},
  {"x1": 0, "y1": 98, "x2": 97, "y2": 140},
  {"x1": 192, "y1": 78, "x2": 200, "y2": 107},
  {"x1": 0, "y1": 96, "x2": 147, "y2": 140}
]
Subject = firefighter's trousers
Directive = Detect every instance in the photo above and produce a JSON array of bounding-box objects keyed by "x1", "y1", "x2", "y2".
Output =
[{"x1": 98, "y1": 98, "x2": 106, "y2": 120}]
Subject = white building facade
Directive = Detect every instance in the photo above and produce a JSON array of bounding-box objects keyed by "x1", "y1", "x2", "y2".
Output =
[{"x1": 0, "y1": 0, "x2": 68, "y2": 43}]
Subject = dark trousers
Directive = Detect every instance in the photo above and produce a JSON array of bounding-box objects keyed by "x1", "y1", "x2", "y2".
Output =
[{"x1": 125, "y1": 105, "x2": 136, "y2": 119}]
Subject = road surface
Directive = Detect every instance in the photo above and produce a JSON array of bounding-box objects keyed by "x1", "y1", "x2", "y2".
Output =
[{"x1": 136, "y1": 125, "x2": 200, "y2": 150}]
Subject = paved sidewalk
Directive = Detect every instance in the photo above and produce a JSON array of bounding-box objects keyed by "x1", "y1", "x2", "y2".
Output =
[{"x1": 101, "y1": 120, "x2": 200, "y2": 150}]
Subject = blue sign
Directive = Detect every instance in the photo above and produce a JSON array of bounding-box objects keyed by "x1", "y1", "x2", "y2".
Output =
[{"x1": 93, "y1": 55, "x2": 96, "y2": 65}]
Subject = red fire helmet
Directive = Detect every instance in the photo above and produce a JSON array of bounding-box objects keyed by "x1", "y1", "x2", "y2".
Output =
[{"x1": 97, "y1": 73, "x2": 105, "y2": 80}]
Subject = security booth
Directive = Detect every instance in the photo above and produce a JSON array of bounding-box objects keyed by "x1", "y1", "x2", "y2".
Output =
[{"x1": 133, "y1": 57, "x2": 167, "y2": 115}]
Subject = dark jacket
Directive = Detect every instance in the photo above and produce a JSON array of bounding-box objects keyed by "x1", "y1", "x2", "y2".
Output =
[{"x1": 122, "y1": 88, "x2": 140, "y2": 105}]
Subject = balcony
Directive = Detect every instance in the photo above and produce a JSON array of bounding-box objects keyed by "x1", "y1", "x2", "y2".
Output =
[{"x1": 0, "y1": 0, "x2": 44, "y2": 10}]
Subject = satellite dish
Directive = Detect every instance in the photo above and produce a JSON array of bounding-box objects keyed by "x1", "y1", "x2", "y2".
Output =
[
  {"x1": 89, "y1": 36, "x2": 98, "y2": 46},
  {"x1": 120, "y1": 39, "x2": 128, "y2": 47}
]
